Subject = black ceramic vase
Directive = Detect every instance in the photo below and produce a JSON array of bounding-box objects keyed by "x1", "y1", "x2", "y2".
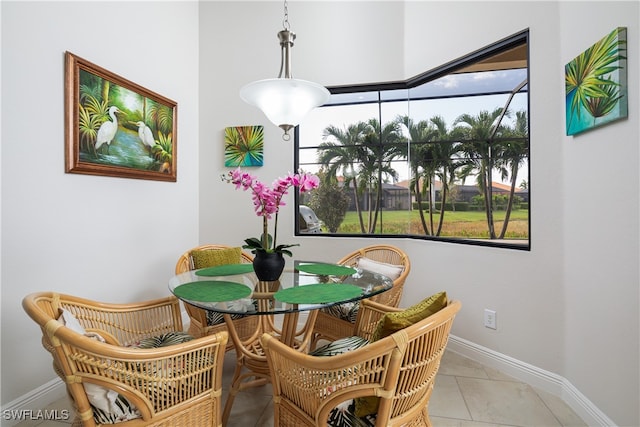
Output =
[{"x1": 252, "y1": 251, "x2": 285, "y2": 281}]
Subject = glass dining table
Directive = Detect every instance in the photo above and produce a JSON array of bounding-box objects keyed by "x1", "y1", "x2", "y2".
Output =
[{"x1": 168, "y1": 260, "x2": 394, "y2": 425}]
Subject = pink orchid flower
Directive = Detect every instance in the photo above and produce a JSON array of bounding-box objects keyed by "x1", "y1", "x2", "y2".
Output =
[{"x1": 224, "y1": 168, "x2": 319, "y2": 254}]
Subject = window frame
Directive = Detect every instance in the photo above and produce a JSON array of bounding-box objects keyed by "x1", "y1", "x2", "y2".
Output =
[{"x1": 294, "y1": 29, "x2": 531, "y2": 251}]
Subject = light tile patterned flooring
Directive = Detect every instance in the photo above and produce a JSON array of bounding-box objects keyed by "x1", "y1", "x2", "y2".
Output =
[{"x1": 15, "y1": 349, "x2": 587, "y2": 427}]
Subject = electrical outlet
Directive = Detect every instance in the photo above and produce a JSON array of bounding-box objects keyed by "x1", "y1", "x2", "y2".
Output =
[{"x1": 484, "y1": 309, "x2": 497, "y2": 329}]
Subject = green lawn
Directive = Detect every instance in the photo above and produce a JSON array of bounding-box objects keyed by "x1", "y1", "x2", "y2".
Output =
[{"x1": 334, "y1": 209, "x2": 529, "y2": 239}]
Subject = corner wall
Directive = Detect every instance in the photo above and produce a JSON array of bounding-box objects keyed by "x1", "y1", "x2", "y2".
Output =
[{"x1": 559, "y1": 3, "x2": 639, "y2": 425}]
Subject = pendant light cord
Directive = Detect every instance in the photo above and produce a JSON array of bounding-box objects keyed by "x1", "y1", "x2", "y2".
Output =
[{"x1": 282, "y1": 0, "x2": 290, "y2": 30}]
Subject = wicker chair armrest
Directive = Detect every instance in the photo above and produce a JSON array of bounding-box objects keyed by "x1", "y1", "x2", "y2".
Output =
[{"x1": 261, "y1": 332, "x2": 403, "y2": 423}]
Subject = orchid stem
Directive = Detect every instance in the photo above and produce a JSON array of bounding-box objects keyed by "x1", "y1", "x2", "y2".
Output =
[
  {"x1": 273, "y1": 212, "x2": 279, "y2": 250},
  {"x1": 262, "y1": 216, "x2": 269, "y2": 250}
]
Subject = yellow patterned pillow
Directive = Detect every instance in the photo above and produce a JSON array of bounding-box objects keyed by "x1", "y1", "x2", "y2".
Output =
[
  {"x1": 190, "y1": 247, "x2": 242, "y2": 269},
  {"x1": 355, "y1": 291, "x2": 448, "y2": 418}
]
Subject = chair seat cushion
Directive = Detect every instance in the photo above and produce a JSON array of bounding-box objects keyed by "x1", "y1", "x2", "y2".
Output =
[
  {"x1": 310, "y1": 336, "x2": 369, "y2": 357},
  {"x1": 320, "y1": 301, "x2": 359, "y2": 323},
  {"x1": 206, "y1": 310, "x2": 250, "y2": 326},
  {"x1": 328, "y1": 400, "x2": 376, "y2": 426},
  {"x1": 205, "y1": 298, "x2": 257, "y2": 326},
  {"x1": 88, "y1": 389, "x2": 141, "y2": 425},
  {"x1": 130, "y1": 331, "x2": 194, "y2": 348}
]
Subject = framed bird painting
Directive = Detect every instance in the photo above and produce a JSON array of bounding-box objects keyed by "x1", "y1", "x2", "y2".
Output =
[{"x1": 64, "y1": 51, "x2": 177, "y2": 181}]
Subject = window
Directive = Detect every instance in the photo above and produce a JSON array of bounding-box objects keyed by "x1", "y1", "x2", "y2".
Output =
[{"x1": 295, "y1": 30, "x2": 530, "y2": 250}]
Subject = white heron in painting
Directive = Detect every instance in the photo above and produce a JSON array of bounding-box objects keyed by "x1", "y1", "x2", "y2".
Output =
[
  {"x1": 95, "y1": 106, "x2": 121, "y2": 154},
  {"x1": 135, "y1": 121, "x2": 156, "y2": 151}
]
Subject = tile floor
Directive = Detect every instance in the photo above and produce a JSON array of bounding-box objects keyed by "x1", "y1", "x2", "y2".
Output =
[{"x1": 15, "y1": 349, "x2": 587, "y2": 427}]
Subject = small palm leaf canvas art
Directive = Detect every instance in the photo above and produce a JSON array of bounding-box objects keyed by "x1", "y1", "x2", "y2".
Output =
[
  {"x1": 224, "y1": 126, "x2": 264, "y2": 167},
  {"x1": 565, "y1": 27, "x2": 627, "y2": 136}
]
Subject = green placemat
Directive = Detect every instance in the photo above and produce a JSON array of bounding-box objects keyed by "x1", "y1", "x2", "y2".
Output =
[
  {"x1": 173, "y1": 281, "x2": 252, "y2": 302},
  {"x1": 296, "y1": 263, "x2": 357, "y2": 276},
  {"x1": 274, "y1": 284, "x2": 362, "y2": 304},
  {"x1": 195, "y1": 263, "x2": 255, "y2": 277}
]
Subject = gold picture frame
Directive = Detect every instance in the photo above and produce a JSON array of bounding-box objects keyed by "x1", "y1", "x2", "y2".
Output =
[{"x1": 65, "y1": 51, "x2": 177, "y2": 181}]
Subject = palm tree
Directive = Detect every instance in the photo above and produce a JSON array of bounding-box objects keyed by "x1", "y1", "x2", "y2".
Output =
[
  {"x1": 399, "y1": 115, "x2": 434, "y2": 235},
  {"x1": 455, "y1": 108, "x2": 507, "y2": 239},
  {"x1": 360, "y1": 118, "x2": 403, "y2": 233},
  {"x1": 319, "y1": 119, "x2": 403, "y2": 234},
  {"x1": 427, "y1": 116, "x2": 463, "y2": 236},
  {"x1": 401, "y1": 115, "x2": 462, "y2": 236},
  {"x1": 497, "y1": 110, "x2": 528, "y2": 239},
  {"x1": 318, "y1": 122, "x2": 372, "y2": 233}
]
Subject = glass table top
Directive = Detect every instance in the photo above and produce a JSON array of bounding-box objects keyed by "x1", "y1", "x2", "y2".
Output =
[{"x1": 168, "y1": 260, "x2": 394, "y2": 315}]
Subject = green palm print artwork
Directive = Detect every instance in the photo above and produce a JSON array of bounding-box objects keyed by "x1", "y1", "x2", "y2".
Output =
[
  {"x1": 224, "y1": 126, "x2": 264, "y2": 167},
  {"x1": 565, "y1": 27, "x2": 627, "y2": 136}
]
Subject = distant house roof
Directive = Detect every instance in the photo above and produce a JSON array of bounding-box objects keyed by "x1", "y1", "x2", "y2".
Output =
[
  {"x1": 395, "y1": 178, "x2": 526, "y2": 193},
  {"x1": 339, "y1": 180, "x2": 408, "y2": 192},
  {"x1": 396, "y1": 179, "x2": 442, "y2": 191}
]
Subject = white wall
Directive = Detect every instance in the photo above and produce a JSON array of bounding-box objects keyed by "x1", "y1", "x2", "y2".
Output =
[
  {"x1": 559, "y1": 3, "x2": 639, "y2": 424},
  {"x1": 199, "y1": 2, "x2": 639, "y2": 425},
  {"x1": 2, "y1": 1, "x2": 638, "y2": 426},
  {"x1": 1, "y1": 1, "x2": 200, "y2": 403}
]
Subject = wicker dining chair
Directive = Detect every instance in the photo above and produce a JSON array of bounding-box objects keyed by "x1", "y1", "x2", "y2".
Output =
[
  {"x1": 311, "y1": 244, "x2": 411, "y2": 348},
  {"x1": 23, "y1": 292, "x2": 228, "y2": 427},
  {"x1": 262, "y1": 297, "x2": 461, "y2": 426},
  {"x1": 175, "y1": 244, "x2": 258, "y2": 350}
]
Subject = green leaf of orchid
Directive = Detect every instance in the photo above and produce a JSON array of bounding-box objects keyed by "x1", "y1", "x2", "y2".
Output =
[{"x1": 279, "y1": 249, "x2": 293, "y2": 257}]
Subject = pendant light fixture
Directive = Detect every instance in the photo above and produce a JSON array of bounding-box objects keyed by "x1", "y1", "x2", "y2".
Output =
[{"x1": 240, "y1": 0, "x2": 330, "y2": 141}]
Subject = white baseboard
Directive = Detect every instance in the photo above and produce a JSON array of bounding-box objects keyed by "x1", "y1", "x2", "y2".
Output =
[
  {"x1": 1, "y1": 378, "x2": 67, "y2": 427},
  {"x1": 448, "y1": 335, "x2": 616, "y2": 427}
]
